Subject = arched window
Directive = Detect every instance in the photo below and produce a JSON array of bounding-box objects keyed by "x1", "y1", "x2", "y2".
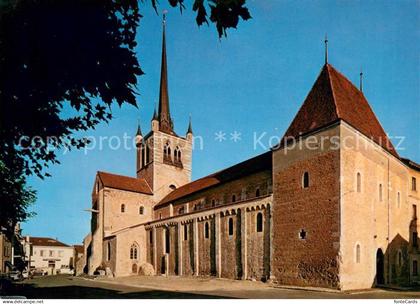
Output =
[
  {"x1": 174, "y1": 146, "x2": 182, "y2": 163},
  {"x1": 178, "y1": 206, "x2": 184, "y2": 215},
  {"x1": 256, "y1": 188, "x2": 260, "y2": 197},
  {"x1": 163, "y1": 142, "x2": 171, "y2": 161},
  {"x1": 121, "y1": 204, "x2": 125, "y2": 213},
  {"x1": 184, "y1": 225, "x2": 188, "y2": 241},
  {"x1": 357, "y1": 172, "x2": 361, "y2": 193},
  {"x1": 256, "y1": 212, "x2": 263, "y2": 232},
  {"x1": 107, "y1": 242, "x2": 111, "y2": 261},
  {"x1": 211, "y1": 199, "x2": 216, "y2": 207},
  {"x1": 141, "y1": 144, "x2": 145, "y2": 167},
  {"x1": 232, "y1": 194, "x2": 236, "y2": 203},
  {"x1": 165, "y1": 228, "x2": 170, "y2": 254},
  {"x1": 302, "y1": 172, "x2": 309, "y2": 188},
  {"x1": 379, "y1": 184, "x2": 383, "y2": 201},
  {"x1": 356, "y1": 244, "x2": 361, "y2": 263},
  {"x1": 139, "y1": 206, "x2": 144, "y2": 215},
  {"x1": 145, "y1": 143, "x2": 150, "y2": 163},
  {"x1": 228, "y1": 218, "x2": 234, "y2": 236},
  {"x1": 169, "y1": 184, "x2": 177, "y2": 190},
  {"x1": 130, "y1": 244, "x2": 138, "y2": 260},
  {"x1": 397, "y1": 192, "x2": 401, "y2": 208},
  {"x1": 205, "y1": 222, "x2": 209, "y2": 239}
]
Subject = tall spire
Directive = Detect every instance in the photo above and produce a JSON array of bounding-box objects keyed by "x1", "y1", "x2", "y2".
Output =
[
  {"x1": 152, "y1": 102, "x2": 158, "y2": 120},
  {"x1": 187, "y1": 115, "x2": 193, "y2": 134},
  {"x1": 324, "y1": 34, "x2": 328, "y2": 64},
  {"x1": 136, "y1": 119, "x2": 142, "y2": 136},
  {"x1": 157, "y1": 10, "x2": 174, "y2": 135}
]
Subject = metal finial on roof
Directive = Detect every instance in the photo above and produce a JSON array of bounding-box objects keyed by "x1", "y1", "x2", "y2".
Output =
[
  {"x1": 163, "y1": 9, "x2": 168, "y2": 24},
  {"x1": 359, "y1": 67, "x2": 363, "y2": 92},
  {"x1": 324, "y1": 34, "x2": 328, "y2": 64}
]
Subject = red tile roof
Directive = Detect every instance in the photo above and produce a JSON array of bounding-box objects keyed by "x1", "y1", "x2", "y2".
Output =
[
  {"x1": 97, "y1": 171, "x2": 152, "y2": 194},
  {"x1": 29, "y1": 237, "x2": 70, "y2": 247},
  {"x1": 155, "y1": 151, "x2": 272, "y2": 208},
  {"x1": 280, "y1": 64, "x2": 398, "y2": 158}
]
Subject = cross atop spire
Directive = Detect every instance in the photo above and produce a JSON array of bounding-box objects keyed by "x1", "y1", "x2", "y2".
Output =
[
  {"x1": 359, "y1": 67, "x2": 363, "y2": 92},
  {"x1": 157, "y1": 10, "x2": 175, "y2": 135},
  {"x1": 324, "y1": 34, "x2": 328, "y2": 64}
]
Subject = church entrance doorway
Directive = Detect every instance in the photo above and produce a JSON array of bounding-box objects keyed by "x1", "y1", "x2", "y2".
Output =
[{"x1": 376, "y1": 248, "x2": 385, "y2": 285}]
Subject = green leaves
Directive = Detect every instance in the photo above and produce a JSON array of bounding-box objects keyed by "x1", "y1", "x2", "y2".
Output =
[
  {"x1": 192, "y1": 0, "x2": 252, "y2": 37},
  {"x1": 0, "y1": 160, "x2": 36, "y2": 236},
  {"x1": 209, "y1": 0, "x2": 252, "y2": 37},
  {"x1": 0, "y1": 0, "x2": 142, "y2": 179},
  {"x1": 193, "y1": 0, "x2": 209, "y2": 26}
]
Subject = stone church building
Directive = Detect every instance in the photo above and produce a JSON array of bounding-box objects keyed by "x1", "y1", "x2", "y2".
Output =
[{"x1": 83, "y1": 20, "x2": 420, "y2": 290}]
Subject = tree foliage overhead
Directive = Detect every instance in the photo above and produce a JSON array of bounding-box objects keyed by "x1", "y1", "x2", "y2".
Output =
[
  {"x1": 0, "y1": 0, "x2": 142, "y2": 179},
  {"x1": 0, "y1": 0, "x2": 251, "y2": 232},
  {"x1": 161, "y1": 0, "x2": 251, "y2": 37},
  {"x1": 0, "y1": 160, "x2": 36, "y2": 237}
]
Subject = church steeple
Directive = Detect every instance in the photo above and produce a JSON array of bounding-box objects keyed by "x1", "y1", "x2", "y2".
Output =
[{"x1": 157, "y1": 11, "x2": 175, "y2": 135}]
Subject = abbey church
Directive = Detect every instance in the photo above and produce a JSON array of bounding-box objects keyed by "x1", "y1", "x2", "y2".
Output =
[{"x1": 83, "y1": 19, "x2": 420, "y2": 290}]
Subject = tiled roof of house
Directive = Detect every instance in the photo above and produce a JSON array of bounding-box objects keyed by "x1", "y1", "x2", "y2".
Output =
[
  {"x1": 280, "y1": 64, "x2": 398, "y2": 158},
  {"x1": 29, "y1": 237, "x2": 70, "y2": 247},
  {"x1": 155, "y1": 151, "x2": 272, "y2": 208},
  {"x1": 97, "y1": 171, "x2": 152, "y2": 195}
]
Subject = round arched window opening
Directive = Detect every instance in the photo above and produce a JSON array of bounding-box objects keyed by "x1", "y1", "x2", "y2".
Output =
[{"x1": 302, "y1": 172, "x2": 309, "y2": 188}]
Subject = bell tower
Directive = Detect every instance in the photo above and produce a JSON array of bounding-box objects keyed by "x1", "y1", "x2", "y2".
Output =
[{"x1": 136, "y1": 12, "x2": 193, "y2": 202}]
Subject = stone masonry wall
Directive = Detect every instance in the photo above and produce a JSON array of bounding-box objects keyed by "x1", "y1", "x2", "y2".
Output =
[
  {"x1": 146, "y1": 195, "x2": 272, "y2": 281},
  {"x1": 272, "y1": 125, "x2": 341, "y2": 288}
]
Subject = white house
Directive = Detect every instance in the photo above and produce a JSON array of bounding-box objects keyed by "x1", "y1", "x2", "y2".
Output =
[{"x1": 23, "y1": 236, "x2": 74, "y2": 275}]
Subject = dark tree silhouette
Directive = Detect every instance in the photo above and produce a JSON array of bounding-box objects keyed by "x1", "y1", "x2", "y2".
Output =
[
  {"x1": 0, "y1": 0, "x2": 251, "y2": 232},
  {"x1": 0, "y1": 160, "x2": 36, "y2": 236}
]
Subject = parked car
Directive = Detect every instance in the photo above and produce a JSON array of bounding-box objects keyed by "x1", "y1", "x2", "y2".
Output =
[
  {"x1": 31, "y1": 268, "x2": 47, "y2": 276},
  {"x1": 57, "y1": 266, "x2": 74, "y2": 275},
  {"x1": 21, "y1": 270, "x2": 32, "y2": 279},
  {"x1": 8, "y1": 270, "x2": 22, "y2": 281}
]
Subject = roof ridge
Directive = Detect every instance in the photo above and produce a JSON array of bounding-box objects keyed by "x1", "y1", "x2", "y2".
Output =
[
  {"x1": 98, "y1": 171, "x2": 136, "y2": 179},
  {"x1": 97, "y1": 171, "x2": 153, "y2": 195},
  {"x1": 280, "y1": 65, "x2": 329, "y2": 140},
  {"x1": 327, "y1": 64, "x2": 398, "y2": 157},
  {"x1": 325, "y1": 64, "x2": 340, "y2": 118}
]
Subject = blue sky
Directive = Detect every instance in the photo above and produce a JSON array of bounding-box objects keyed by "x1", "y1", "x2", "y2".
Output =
[{"x1": 23, "y1": 0, "x2": 419, "y2": 245}]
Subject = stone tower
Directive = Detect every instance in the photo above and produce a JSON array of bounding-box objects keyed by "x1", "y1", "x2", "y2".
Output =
[{"x1": 136, "y1": 14, "x2": 193, "y2": 202}]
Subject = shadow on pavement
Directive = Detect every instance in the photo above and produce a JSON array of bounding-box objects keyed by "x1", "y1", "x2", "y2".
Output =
[{"x1": 7, "y1": 282, "x2": 231, "y2": 299}]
